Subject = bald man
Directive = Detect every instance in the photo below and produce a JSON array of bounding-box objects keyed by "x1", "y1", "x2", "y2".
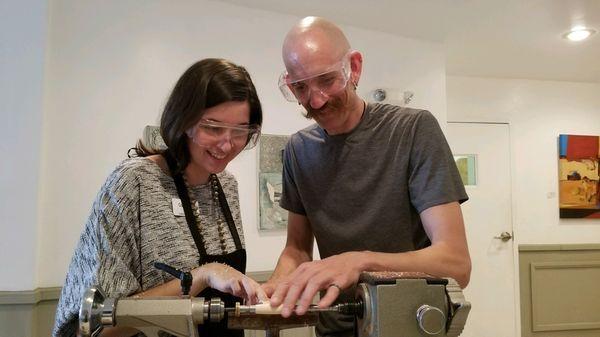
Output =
[{"x1": 264, "y1": 17, "x2": 471, "y2": 336}]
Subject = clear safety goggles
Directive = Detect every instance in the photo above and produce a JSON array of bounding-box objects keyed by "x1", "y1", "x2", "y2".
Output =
[
  {"x1": 186, "y1": 119, "x2": 261, "y2": 150},
  {"x1": 278, "y1": 52, "x2": 352, "y2": 103}
]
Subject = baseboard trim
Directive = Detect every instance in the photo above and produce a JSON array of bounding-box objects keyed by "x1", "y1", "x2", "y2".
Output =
[
  {"x1": 247, "y1": 270, "x2": 272, "y2": 283},
  {"x1": 0, "y1": 271, "x2": 272, "y2": 305},
  {"x1": 519, "y1": 243, "x2": 600, "y2": 252},
  {"x1": 0, "y1": 271, "x2": 273, "y2": 305},
  {"x1": 0, "y1": 287, "x2": 61, "y2": 305}
]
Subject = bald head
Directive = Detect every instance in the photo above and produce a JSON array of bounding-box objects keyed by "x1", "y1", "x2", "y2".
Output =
[{"x1": 282, "y1": 17, "x2": 351, "y2": 77}]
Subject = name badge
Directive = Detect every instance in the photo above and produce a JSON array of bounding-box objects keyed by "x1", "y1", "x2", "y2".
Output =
[{"x1": 172, "y1": 198, "x2": 185, "y2": 216}]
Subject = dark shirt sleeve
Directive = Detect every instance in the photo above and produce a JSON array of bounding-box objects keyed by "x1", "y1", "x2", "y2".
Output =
[
  {"x1": 408, "y1": 110, "x2": 468, "y2": 213},
  {"x1": 279, "y1": 138, "x2": 307, "y2": 215}
]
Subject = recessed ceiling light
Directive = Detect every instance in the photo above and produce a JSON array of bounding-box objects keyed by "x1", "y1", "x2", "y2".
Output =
[{"x1": 563, "y1": 27, "x2": 596, "y2": 41}]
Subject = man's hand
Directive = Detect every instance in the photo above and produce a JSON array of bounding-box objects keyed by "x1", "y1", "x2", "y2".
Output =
[{"x1": 268, "y1": 251, "x2": 366, "y2": 317}]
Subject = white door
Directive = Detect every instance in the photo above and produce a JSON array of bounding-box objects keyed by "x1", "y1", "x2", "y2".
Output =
[{"x1": 447, "y1": 123, "x2": 516, "y2": 337}]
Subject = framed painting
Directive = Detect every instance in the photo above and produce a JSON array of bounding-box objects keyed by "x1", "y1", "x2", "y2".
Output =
[
  {"x1": 558, "y1": 134, "x2": 600, "y2": 218},
  {"x1": 258, "y1": 134, "x2": 290, "y2": 230},
  {"x1": 454, "y1": 154, "x2": 477, "y2": 186}
]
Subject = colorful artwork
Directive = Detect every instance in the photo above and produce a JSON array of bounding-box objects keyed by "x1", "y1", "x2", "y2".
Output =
[{"x1": 558, "y1": 134, "x2": 600, "y2": 218}]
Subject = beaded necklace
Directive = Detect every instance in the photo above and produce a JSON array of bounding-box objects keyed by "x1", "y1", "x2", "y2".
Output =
[{"x1": 182, "y1": 173, "x2": 228, "y2": 253}]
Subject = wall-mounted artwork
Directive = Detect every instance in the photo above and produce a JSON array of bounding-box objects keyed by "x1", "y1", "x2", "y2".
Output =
[
  {"x1": 454, "y1": 154, "x2": 477, "y2": 186},
  {"x1": 558, "y1": 134, "x2": 600, "y2": 218},
  {"x1": 258, "y1": 134, "x2": 290, "y2": 230},
  {"x1": 142, "y1": 125, "x2": 167, "y2": 150}
]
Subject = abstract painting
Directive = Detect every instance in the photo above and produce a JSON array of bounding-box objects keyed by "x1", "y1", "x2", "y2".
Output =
[{"x1": 558, "y1": 134, "x2": 600, "y2": 218}]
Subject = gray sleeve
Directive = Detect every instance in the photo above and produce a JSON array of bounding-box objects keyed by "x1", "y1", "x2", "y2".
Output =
[
  {"x1": 53, "y1": 165, "x2": 143, "y2": 337},
  {"x1": 279, "y1": 138, "x2": 306, "y2": 215},
  {"x1": 408, "y1": 111, "x2": 468, "y2": 213}
]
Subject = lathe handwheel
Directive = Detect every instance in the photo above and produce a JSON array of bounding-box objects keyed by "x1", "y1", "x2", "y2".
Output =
[{"x1": 416, "y1": 304, "x2": 446, "y2": 335}]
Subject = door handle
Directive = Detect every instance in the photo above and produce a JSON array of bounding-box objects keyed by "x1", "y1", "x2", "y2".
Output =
[{"x1": 494, "y1": 231, "x2": 513, "y2": 242}]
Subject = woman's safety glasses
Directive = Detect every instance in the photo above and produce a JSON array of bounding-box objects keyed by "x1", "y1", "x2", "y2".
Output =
[
  {"x1": 278, "y1": 52, "x2": 352, "y2": 103},
  {"x1": 187, "y1": 119, "x2": 261, "y2": 150}
]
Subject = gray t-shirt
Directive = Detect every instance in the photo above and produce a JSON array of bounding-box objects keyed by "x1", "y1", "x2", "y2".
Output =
[
  {"x1": 279, "y1": 103, "x2": 468, "y2": 336},
  {"x1": 53, "y1": 157, "x2": 244, "y2": 337}
]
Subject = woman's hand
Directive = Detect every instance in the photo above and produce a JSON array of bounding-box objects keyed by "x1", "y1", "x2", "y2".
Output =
[{"x1": 193, "y1": 263, "x2": 267, "y2": 304}]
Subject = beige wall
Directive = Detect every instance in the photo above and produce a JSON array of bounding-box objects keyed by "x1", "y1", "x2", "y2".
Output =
[
  {"x1": 33, "y1": 0, "x2": 447, "y2": 288},
  {"x1": 447, "y1": 76, "x2": 600, "y2": 244},
  {"x1": 0, "y1": 0, "x2": 46, "y2": 292}
]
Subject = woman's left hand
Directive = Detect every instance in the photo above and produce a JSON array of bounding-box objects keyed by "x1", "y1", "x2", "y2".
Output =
[{"x1": 194, "y1": 262, "x2": 268, "y2": 304}]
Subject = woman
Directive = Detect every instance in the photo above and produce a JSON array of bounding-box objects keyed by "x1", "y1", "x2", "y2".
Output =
[{"x1": 53, "y1": 58, "x2": 265, "y2": 337}]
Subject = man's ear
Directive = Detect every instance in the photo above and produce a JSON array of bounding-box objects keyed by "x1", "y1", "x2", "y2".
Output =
[{"x1": 349, "y1": 50, "x2": 363, "y2": 86}]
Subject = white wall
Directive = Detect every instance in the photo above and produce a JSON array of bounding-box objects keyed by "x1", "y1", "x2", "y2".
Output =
[
  {"x1": 0, "y1": 0, "x2": 47, "y2": 291},
  {"x1": 447, "y1": 76, "x2": 600, "y2": 244},
  {"x1": 30, "y1": 0, "x2": 447, "y2": 288}
]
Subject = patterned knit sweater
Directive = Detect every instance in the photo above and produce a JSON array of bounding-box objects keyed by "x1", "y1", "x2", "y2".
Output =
[{"x1": 52, "y1": 157, "x2": 245, "y2": 337}]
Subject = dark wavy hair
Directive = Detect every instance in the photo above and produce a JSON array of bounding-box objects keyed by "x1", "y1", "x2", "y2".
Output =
[{"x1": 132, "y1": 58, "x2": 262, "y2": 173}]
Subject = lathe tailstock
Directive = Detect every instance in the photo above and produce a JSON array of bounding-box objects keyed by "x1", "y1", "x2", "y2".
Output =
[{"x1": 355, "y1": 271, "x2": 470, "y2": 337}]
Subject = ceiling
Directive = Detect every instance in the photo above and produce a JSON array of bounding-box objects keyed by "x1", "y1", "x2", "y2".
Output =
[{"x1": 217, "y1": 0, "x2": 600, "y2": 83}]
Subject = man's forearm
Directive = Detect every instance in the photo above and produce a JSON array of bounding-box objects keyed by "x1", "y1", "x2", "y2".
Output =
[
  {"x1": 268, "y1": 246, "x2": 312, "y2": 283},
  {"x1": 359, "y1": 244, "x2": 471, "y2": 288}
]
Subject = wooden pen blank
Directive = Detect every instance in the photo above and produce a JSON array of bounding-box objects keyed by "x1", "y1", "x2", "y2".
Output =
[{"x1": 253, "y1": 302, "x2": 284, "y2": 315}]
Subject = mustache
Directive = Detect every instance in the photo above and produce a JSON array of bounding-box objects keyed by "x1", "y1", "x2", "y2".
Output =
[
  {"x1": 301, "y1": 91, "x2": 349, "y2": 119},
  {"x1": 302, "y1": 101, "x2": 338, "y2": 119},
  {"x1": 303, "y1": 105, "x2": 324, "y2": 119}
]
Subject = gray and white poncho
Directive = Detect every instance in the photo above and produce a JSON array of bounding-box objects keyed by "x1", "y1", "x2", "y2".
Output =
[{"x1": 53, "y1": 157, "x2": 245, "y2": 337}]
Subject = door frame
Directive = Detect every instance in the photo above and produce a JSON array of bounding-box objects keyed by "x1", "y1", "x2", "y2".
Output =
[{"x1": 448, "y1": 121, "x2": 521, "y2": 337}]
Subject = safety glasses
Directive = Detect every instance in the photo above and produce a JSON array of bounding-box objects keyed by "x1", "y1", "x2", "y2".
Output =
[
  {"x1": 278, "y1": 51, "x2": 352, "y2": 103},
  {"x1": 187, "y1": 119, "x2": 261, "y2": 150}
]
